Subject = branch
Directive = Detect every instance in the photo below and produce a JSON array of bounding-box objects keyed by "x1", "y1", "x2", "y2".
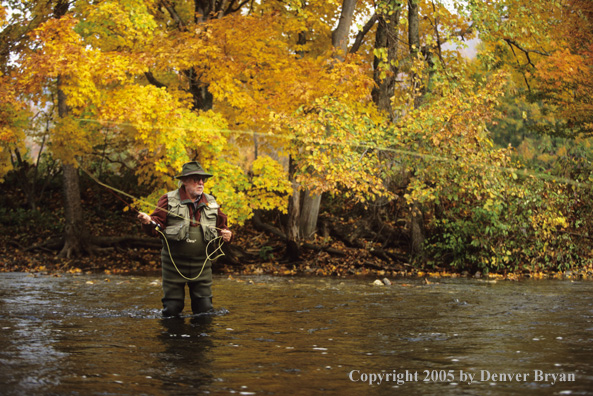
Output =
[
  {"x1": 430, "y1": 1, "x2": 442, "y2": 59},
  {"x1": 505, "y1": 40, "x2": 533, "y2": 91},
  {"x1": 252, "y1": 211, "x2": 287, "y2": 239},
  {"x1": 302, "y1": 242, "x2": 347, "y2": 256},
  {"x1": 504, "y1": 39, "x2": 550, "y2": 57},
  {"x1": 216, "y1": 0, "x2": 230, "y2": 18},
  {"x1": 144, "y1": 71, "x2": 167, "y2": 88},
  {"x1": 227, "y1": 0, "x2": 251, "y2": 15},
  {"x1": 435, "y1": 23, "x2": 475, "y2": 49},
  {"x1": 159, "y1": 0, "x2": 187, "y2": 31},
  {"x1": 349, "y1": 13, "x2": 378, "y2": 54}
]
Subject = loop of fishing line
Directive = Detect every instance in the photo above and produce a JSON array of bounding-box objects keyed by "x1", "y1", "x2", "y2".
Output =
[
  {"x1": 156, "y1": 225, "x2": 226, "y2": 281},
  {"x1": 80, "y1": 166, "x2": 227, "y2": 280}
]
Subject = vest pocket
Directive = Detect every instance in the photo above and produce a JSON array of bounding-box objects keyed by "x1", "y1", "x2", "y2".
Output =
[
  {"x1": 164, "y1": 222, "x2": 188, "y2": 241},
  {"x1": 201, "y1": 207, "x2": 218, "y2": 241},
  {"x1": 202, "y1": 207, "x2": 217, "y2": 220}
]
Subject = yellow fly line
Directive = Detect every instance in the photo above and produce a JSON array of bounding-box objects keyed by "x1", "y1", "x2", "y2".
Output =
[
  {"x1": 75, "y1": 116, "x2": 592, "y2": 276},
  {"x1": 75, "y1": 116, "x2": 593, "y2": 190},
  {"x1": 79, "y1": 166, "x2": 226, "y2": 280},
  {"x1": 156, "y1": 225, "x2": 226, "y2": 281}
]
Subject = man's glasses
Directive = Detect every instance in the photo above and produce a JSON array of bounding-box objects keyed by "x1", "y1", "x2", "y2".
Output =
[{"x1": 183, "y1": 175, "x2": 206, "y2": 183}]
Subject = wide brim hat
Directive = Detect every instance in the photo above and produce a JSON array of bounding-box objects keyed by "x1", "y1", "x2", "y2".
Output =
[{"x1": 174, "y1": 161, "x2": 213, "y2": 179}]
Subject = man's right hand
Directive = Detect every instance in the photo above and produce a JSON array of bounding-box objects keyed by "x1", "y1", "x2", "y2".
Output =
[{"x1": 137, "y1": 212, "x2": 152, "y2": 225}]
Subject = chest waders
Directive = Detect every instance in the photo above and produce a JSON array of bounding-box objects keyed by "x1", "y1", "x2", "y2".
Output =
[{"x1": 159, "y1": 190, "x2": 221, "y2": 317}]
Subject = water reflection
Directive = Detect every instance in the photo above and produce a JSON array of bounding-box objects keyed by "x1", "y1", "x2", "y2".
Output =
[
  {"x1": 0, "y1": 273, "x2": 592, "y2": 395},
  {"x1": 155, "y1": 316, "x2": 215, "y2": 394}
]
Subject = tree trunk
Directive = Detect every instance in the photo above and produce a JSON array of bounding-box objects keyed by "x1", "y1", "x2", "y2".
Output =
[
  {"x1": 289, "y1": 0, "x2": 362, "y2": 244},
  {"x1": 332, "y1": 0, "x2": 358, "y2": 59},
  {"x1": 408, "y1": 0, "x2": 423, "y2": 109},
  {"x1": 50, "y1": 2, "x2": 94, "y2": 258},
  {"x1": 56, "y1": 73, "x2": 93, "y2": 258},
  {"x1": 410, "y1": 200, "x2": 424, "y2": 258},
  {"x1": 408, "y1": 0, "x2": 420, "y2": 56},
  {"x1": 158, "y1": 0, "x2": 217, "y2": 112},
  {"x1": 407, "y1": 0, "x2": 425, "y2": 258},
  {"x1": 285, "y1": 156, "x2": 301, "y2": 260},
  {"x1": 283, "y1": 0, "x2": 360, "y2": 256},
  {"x1": 300, "y1": 190, "x2": 322, "y2": 239},
  {"x1": 59, "y1": 163, "x2": 94, "y2": 258},
  {"x1": 372, "y1": 1, "x2": 402, "y2": 119}
]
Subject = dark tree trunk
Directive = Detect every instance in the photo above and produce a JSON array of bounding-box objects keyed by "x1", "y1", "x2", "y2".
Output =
[
  {"x1": 285, "y1": 156, "x2": 301, "y2": 260},
  {"x1": 407, "y1": 0, "x2": 425, "y2": 258},
  {"x1": 57, "y1": 75, "x2": 93, "y2": 258},
  {"x1": 408, "y1": 0, "x2": 423, "y2": 109},
  {"x1": 184, "y1": 68, "x2": 213, "y2": 111},
  {"x1": 157, "y1": 0, "x2": 226, "y2": 112},
  {"x1": 59, "y1": 163, "x2": 94, "y2": 258},
  {"x1": 51, "y1": 3, "x2": 96, "y2": 258},
  {"x1": 409, "y1": 200, "x2": 424, "y2": 258},
  {"x1": 371, "y1": 1, "x2": 403, "y2": 119}
]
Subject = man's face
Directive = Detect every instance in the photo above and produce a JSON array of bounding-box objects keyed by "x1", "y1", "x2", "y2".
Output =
[{"x1": 181, "y1": 175, "x2": 205, "y2": 198}]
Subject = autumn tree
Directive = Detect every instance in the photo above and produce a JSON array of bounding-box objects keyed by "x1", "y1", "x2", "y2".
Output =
[
  {"x1": 464, "y1": 0, "x2": 593, "y2": 137},
  {"x1": 4, "y1": 0, "x2": 382, "y2": 259},
  {"x1": 5, "y1": 0, "x2": 587, "y2": 271},
  {"x1": 532, "y1": 0, "x2": 593, "y2": 135},
  {"x1": 5, "y1": 0, "x2": 237, "y2": 256},
  {"x1": 285, "y1": 0, "x2": 368, "y2": 256}
]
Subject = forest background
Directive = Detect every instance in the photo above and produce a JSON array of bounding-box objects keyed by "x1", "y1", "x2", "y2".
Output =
[{"x1": 1, "y1": 0, "x2": 592, "y2": 279}]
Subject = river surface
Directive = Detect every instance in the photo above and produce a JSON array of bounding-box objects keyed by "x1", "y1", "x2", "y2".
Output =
[{"x1": 0, "y1": 273, "x2": 591, "y2": 396}]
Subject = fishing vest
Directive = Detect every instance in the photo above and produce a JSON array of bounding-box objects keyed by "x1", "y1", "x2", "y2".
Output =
[{"x1": 163, "y1": 189, "x2": 219, "y2": 243}]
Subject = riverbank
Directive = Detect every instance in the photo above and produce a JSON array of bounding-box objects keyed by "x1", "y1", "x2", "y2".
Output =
[
  {"x1": 2, "y1": 230, "x2": 592, "y2": 281},
  {"x1": 1, "y1": 190, "x2": 592, "y2": 281}
]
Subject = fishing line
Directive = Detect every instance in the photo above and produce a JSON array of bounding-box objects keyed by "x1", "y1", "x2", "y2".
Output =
[
  {"x1": 156, "y1": 226, "x2": 225, "y2": 281},
  {"x1": 80, "y1": 166, "x2": 159, "y2": 214},
  {"x1": 79, "y1": 166, "x2": 226, "y2": 280},
  {"x1": 76, "y1": 117, "x2": 593, "y2": 190},
  {"x1": 76, "y1": 115, "x2": 591, "y2": 273}
]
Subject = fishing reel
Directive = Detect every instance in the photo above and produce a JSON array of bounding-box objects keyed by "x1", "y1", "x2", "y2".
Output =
[{"x1": 150, "y1": 220, "x2": 162, "y2": 231}]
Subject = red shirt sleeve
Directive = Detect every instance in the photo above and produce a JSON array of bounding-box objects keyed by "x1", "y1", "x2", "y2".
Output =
[
  {"x1": 216, "y1": 207, "x2": 233, "y2": 242},
  {"x1": 141, "y1": 192, "x2": 232, "y2": 241},
  {"x1": 141, "y1": 194, "x2": 168, "y2": 237}
]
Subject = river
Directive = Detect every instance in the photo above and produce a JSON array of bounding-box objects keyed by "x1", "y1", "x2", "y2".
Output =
[{"x1": 0, "y1": 272, "x2": 591, "y2": 395}]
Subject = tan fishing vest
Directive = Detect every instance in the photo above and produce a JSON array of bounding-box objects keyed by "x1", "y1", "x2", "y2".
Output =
[{"x1": 163, "y1": 189, "x2": 219, "y2": 242}]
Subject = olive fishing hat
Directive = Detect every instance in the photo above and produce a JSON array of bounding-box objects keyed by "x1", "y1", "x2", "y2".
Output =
[{"x1": 174, "y1": 161, "x2": 213, "y2": 179}]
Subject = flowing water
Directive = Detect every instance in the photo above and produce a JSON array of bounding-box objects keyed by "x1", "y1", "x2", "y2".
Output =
[{"x1": 0, "y1": 272, "x2": 592, "y2": 396}]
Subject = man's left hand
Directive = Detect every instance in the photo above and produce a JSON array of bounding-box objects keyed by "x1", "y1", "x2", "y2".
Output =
[{"x1": 220, "y1": 229, "x2": 232, "y2": 242}]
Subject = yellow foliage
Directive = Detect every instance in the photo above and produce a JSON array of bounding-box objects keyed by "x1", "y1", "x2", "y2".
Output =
[
  {"x1": 530, "y1": 211, "x2": 568, "y2": 239},
  {"x1": 79, "y1": 0, "x2": 157, "y2": 50},
  {"x1": 0, "y1": 73, "x2": 29, "y2": 181},
  {"x1": 403, "y1": 70, "x2": 513, "y2": 207},
  {"x1": 51, "y1": 117, "x2": 93, "y2": 164},
  {"x1": 0, "y1": 5, "x2": 7, "y2": 28},
  {"x1": 248, "y1": 156, "x2": 293, "y2": 213},
  {"x1": 280, "y1": 96, "x2": 392, "y2": 203},
  {"x1": 206, "y1": 161, "x2": 251, "y2": 226}
]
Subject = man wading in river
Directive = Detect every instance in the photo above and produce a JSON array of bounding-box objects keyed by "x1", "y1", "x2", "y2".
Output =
[{"x1": 137, "y1": 161, "x2": 233, "y2": 317}]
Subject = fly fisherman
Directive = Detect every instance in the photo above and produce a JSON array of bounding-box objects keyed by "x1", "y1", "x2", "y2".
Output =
[{"x1": 137, "y1": 161, "x2": 233, "y2": 317}]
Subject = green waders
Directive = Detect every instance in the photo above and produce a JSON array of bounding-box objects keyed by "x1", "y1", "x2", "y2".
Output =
[{"x1": 161, "y1": 225, "x2": 213, "y2": 316}]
